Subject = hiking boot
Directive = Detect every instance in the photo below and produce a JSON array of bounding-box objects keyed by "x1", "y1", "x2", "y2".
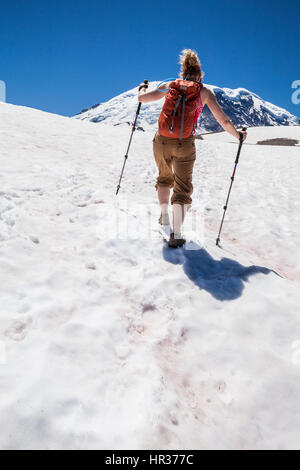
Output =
[
  {"x1": 159, "y1": 213, "x2": 170, "y2": 226},
  {"x1": 168, "y1": 232, "x2": 186, "y2": 248}
]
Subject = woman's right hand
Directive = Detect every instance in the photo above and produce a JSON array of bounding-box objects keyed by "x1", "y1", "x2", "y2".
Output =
[{"x1": 239, "y1": 130, "x2": 247, "y2": 141}]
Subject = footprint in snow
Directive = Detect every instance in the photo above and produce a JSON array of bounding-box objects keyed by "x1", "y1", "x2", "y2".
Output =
[
  {"x1": 215, "y1": 380, "x2": 233, "y2": 405},
  {"x1": 86, "y1": 262, "x2": 96, "y2": 270},
  {"x1": 29, "y1": 235, "x2": 40, "y2": 244},
  {"x1": 5, "y1": 317, "x2": 33, "y2": 342},
  {"x1": 142, "y1": 303, "x2": 156, "y2": 313}
]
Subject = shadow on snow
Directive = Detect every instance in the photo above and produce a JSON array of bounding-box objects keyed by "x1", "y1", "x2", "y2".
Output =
[{"x1": 162, "y1": 242, "x2": 278, "y2": 301}]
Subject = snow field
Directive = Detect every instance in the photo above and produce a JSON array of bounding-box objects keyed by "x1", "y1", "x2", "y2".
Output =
[{"x1": 1, "y1": 103, "x2": 300, "y2": 449}]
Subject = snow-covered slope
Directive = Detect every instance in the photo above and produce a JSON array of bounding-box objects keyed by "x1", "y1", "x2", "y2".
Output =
[
  {"x1": 74, "y1": 81, "x2": 300, "y2": 132},
  {"x1": 1, "y1": 102, "x2": 300, "y2": 450}
]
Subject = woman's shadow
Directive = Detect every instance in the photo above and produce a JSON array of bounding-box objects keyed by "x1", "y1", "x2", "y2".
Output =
[{"x1": 162, "y1": 241, "x2": 279, "y2": 301}]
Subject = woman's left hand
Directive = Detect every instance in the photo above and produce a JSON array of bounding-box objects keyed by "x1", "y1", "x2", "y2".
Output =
[
  {"x1": 138, "y1": 82, "x2": 149, "y2": 92},
  {"x1": 240, "y1": 130, "x2": 248, "y2": 141}
]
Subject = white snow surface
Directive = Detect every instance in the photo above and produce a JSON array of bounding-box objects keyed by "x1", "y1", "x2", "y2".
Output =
[{"x1": 1, "y1": 102, "x2": 300, "y2": 450}]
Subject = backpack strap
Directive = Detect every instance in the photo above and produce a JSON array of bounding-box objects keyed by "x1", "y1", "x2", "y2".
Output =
[
  {"x1": 179, "y1": 95, "x2": 186, "y2": 141},
  {"x1": 169, "y1": 94, "x2": 182, "y2": 134},
  {"x1": 192, "y1": 84, "x2": 204, "y2": 135}
]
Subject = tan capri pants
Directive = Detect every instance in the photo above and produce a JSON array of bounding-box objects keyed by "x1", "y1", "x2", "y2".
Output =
[{"x1": 153, "y1": 131, "x2": 196, "y2": 206}]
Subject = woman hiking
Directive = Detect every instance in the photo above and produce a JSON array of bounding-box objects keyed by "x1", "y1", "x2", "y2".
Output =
[{"x1": 138, "y1": 49, "x2": 247, "y2": 248}]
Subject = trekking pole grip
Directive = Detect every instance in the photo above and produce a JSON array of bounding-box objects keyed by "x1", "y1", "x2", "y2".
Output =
[
  {"x1": 137, "y1": 80, "x2": 149, "y2": 115},
  {"x1": 138, "y1": 80, "x2": 149, "y2": 92},
  {"x1": 239, "y1": 126, "x2": 247, "y2": 143}
]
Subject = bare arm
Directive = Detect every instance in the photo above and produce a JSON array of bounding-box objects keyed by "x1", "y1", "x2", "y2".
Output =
[
  {"x1": 138, "y1": 82, "x2": 169, "y2": 103},
  {"x1": 203, "y1": 88, "x2": 247, "y2": 140}
]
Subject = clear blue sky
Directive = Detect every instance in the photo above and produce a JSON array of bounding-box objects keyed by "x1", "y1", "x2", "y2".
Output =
[{"x1": 0, "y1": 0, "x2": 299, "y2": 117}]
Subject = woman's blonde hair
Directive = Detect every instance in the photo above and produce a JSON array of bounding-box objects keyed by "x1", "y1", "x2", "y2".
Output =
[{"x1": 179, "y1": 49, "x2": 204, "y2": 82}]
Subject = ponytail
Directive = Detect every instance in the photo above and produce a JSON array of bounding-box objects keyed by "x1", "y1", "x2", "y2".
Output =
[{"x1": 179, "y1": 49, "x2": 204, "y2": 82}]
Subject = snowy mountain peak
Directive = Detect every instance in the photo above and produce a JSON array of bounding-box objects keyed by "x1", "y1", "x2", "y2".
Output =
[{"x1": 74, "y1": 81, "x2": 300, "y2": 133}]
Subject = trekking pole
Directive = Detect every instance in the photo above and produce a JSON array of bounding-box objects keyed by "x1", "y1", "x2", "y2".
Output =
[
  {"x1": 216, "y1": 127, "x2": 247, "y2": 246},
  {"x1": 116, "y1": 80, "x2": 149, "y2": 195}
]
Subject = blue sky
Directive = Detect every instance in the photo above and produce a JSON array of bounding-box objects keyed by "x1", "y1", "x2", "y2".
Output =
[{"x1": 0, "y1": 0, "x2": 299, "y2": 117}]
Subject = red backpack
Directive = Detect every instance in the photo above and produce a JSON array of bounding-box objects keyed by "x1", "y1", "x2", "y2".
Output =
[{"x1": 158, "y1": 79, "x2": 203, "y2": 140}]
